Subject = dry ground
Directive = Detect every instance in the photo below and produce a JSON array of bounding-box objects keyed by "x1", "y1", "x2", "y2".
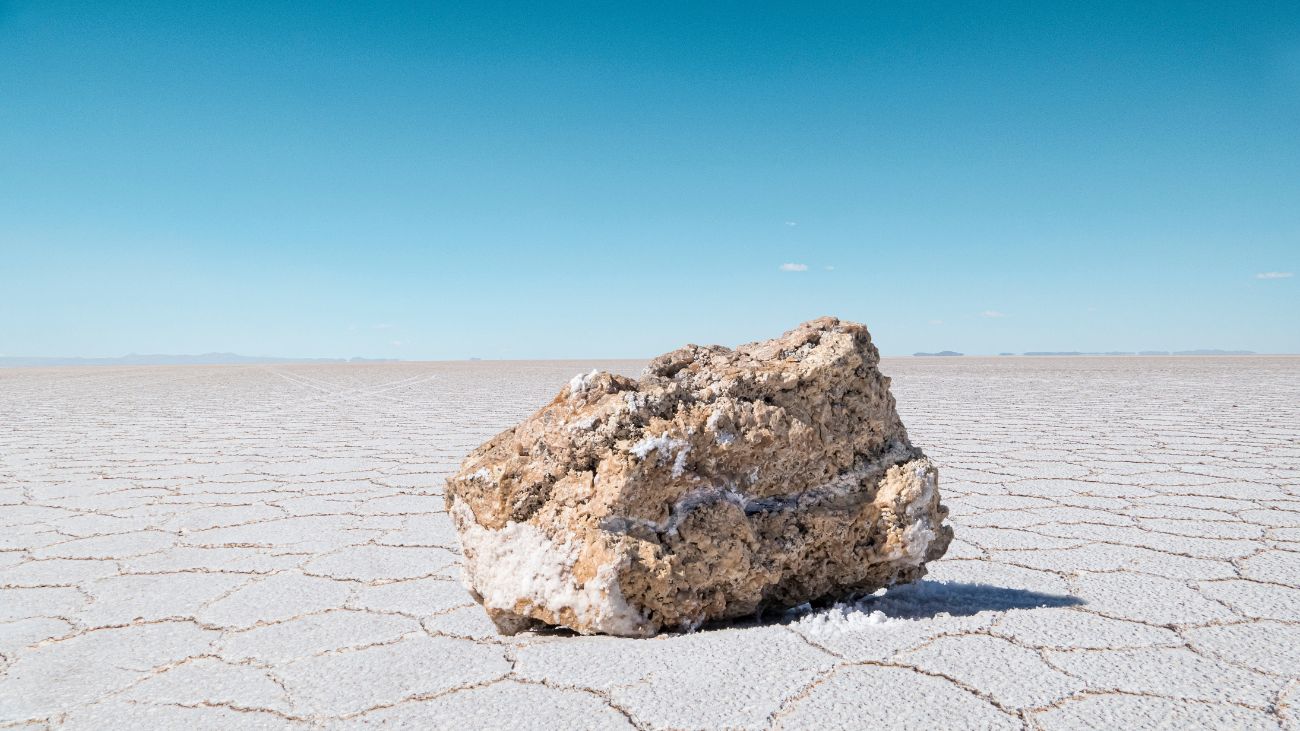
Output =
[{"x1": 1, "y1": 356, "x2": 1298, "y2": 729}]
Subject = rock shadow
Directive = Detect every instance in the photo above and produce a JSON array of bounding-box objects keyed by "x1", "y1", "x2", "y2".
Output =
[
  {"x1": 841, "y1": 580, "x2": 1085, "y2": 619},
  {"x1": 701, "y1": 579, "x2": 1085, "y2": 632}
]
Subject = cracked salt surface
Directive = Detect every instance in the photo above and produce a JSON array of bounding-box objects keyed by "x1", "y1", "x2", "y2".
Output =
[{"x1": 1, "y1": 356, "x2": 1298, "y2": 729}]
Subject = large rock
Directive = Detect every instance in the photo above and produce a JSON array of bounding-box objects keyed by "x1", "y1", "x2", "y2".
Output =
[{"x1": 445, "y1": 317, "x2": 952, "y2": 637}]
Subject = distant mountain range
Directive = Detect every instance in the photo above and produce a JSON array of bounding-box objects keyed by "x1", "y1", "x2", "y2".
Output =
[
  {"x1": 1016, "y1": 349, "x2": 1256, "y2": 356},
  {"x1": 908, "y1": 349, "x2": 1260, "y2": 357},
  {"x1": 0, "y1": 353, "x2": 399, "y2": 367}
]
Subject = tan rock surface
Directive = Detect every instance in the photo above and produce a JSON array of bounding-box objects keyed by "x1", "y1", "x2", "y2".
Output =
[{"x1": 446, "y1": 317, "x2": 952, "y2": 636}]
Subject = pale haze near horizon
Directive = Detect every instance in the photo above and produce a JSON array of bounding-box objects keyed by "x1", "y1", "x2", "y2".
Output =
[{"x1": 1, "y1": 2, "x2": 1297, "y2": 359}]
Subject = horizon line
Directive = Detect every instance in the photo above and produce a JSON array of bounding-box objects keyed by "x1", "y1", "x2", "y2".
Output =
[{"x1": 3, "y1": 351, "x2": 1297, "y2": 368}]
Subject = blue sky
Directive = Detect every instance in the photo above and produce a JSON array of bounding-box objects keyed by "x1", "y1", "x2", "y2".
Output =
[{"x1": 1, "y1": 1, "x2": 1297, "y2": 358}]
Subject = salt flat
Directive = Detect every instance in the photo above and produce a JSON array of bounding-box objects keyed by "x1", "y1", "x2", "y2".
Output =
[{"x1": 1, "y1": 356, "x2": 1297, "y2": 730}]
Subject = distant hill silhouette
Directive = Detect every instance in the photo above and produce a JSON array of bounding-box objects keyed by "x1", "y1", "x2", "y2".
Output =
[
  {"x1": 1019, "y1": 349, "x2": 1256, "y2": 356},
  {"x1": 913, "y1": 350, "x2": 963, "y2": 357},
  {"x1": 0, "y1": 353, "x2": 399, "y2": 367}
]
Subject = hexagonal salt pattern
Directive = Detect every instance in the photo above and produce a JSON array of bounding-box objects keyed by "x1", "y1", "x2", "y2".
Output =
[{"x1": 0, "y1": 356, "x2": 1297, "y2": 728}]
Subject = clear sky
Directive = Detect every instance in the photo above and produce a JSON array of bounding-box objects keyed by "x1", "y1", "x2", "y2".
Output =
[{"x1": 1, "y1": 1, "x2": 1297, "y2": 359}]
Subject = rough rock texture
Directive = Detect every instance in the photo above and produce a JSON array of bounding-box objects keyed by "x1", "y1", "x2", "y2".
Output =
[{"x1": 445, "y1": 317, "x2": 952, "y2": 637}]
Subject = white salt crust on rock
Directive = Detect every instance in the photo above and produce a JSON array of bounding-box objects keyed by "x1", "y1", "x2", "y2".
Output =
[{"x1": 446, "y1": 317, "x2": 953, "y2": 637}]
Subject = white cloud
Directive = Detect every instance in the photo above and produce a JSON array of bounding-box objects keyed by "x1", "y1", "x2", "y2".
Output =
[
  {"x1": 390, "y1": 340, "x2": 403, "y2": 347},
  {"x1": 824, "y1": 265, "x2": 835, "y2": 271},
  {"x1": 779, "y1": 263, "x2": 808, "y2": 272},
  {"x1": 784, "y1": 221, "x2": 798, "y2": 227},
  {"x1": 1256, "y1": 272, "x2": 1294, "y2": 280},
  {"x1": 373, "y1": 323, "x2": 396, "y2": 330},
  {"x1": 981, "y1": 310, "x2": 1007, "y2": 318},
  {"x1": 928, "y1": 319, "x2": 943, "y2": 325}
]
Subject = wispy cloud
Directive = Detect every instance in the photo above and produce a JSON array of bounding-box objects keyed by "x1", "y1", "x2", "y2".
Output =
[
  {"x1": 981, "y1": 310, "x2": 1007, "y2": 318},
  {"x1": 824, "y1": 265, "x2": 835, "y2": 271},
  {"x1": 784, "y1": 221, "x2": 798, "y2": 227},
  {"x1": 1256, "y1": 272, "x2": 1294, "y2": 280},
  {"x1": 390, "y1": 340, "x2": 403, "y2": 347},
  {"x1": 779, "y1": 263, "x2": 808, "y2": 272},
  {"x1": 373, "y1": 323, "x2": 396, "y2": 330},
  {"x1": 928, "y1": 319, "x2": 943, "y2": 325}
]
